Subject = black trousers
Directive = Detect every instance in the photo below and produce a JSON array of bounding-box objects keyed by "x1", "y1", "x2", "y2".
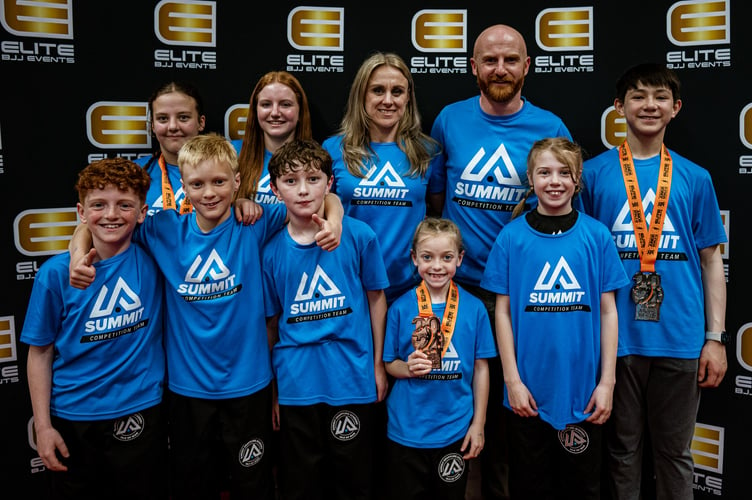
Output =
[
  {"x1": 506, "y1": 409, "x2": 602, "y2": 500},
  {"x1": 277, "y1": 402, "x2": 374, "y2": 500},
  {"x1": 47, "y1": 403, "x2": 167, "y2": 500}
]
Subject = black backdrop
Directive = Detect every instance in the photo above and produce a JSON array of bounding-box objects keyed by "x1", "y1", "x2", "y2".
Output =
[{"x1": 1, "y1": 1, "x2": 750, "y2": 497}]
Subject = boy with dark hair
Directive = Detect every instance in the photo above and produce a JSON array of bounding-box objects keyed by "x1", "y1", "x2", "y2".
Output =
[
  {"x1": 579, "y1": 62, "x2": 727, "y2": 499},
  {"x1": 263, "y1": 139, "x2": 389, "y2": 500}
]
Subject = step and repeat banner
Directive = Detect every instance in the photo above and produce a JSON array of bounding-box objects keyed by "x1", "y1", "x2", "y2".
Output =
[{"x1": 1, "y1": 0, "x2": 750, "y2": 496}]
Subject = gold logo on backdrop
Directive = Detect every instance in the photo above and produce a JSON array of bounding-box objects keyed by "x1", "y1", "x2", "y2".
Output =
[
  {"x1": 667, "y1": 0, "x2": 729, "y2": 46},
  {"x1": 287, "y1": 7, "x2": 344, "y2": 51},
  {"x1": 601, "y1": 106, "x2": 627, "y2": 150},
  {"x1": 535, "y1": 7, "x2": 593, "y2": 51},
  {"x1": 14, "y1": 208, "x2": 79, "y2": 256},
  {"x1": 0, "y1": 0, "x2": 73, "y2": 38},
  {"x1": 225, "y1": 104, "x2": 249, "y2": 141},
  {"x1": 691, "y1": 424, "x2": 724, "y2": 473},
  {"x1": 0, "y1": 316, "x2": 17, "y2": 363},
  {"x1": 155, "y1": 0, "x2": 215, "y2": 46},
  {"x1": 740, "y1": 104, "x2": 752, "y2": 149},
  {"x1": 411, "y1": 9, "x2": 466, "y2": 52},
  {"x1": 86, "y1": 102, "x2": 150, "y2": 149},
  {"x1": 738, "y1": 323, "x2": 752, "y2": 371}
]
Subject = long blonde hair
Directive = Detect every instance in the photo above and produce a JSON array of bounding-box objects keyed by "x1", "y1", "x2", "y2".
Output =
[{"x1": 338, "y1": 52, "x2": 439, "y2": 178}]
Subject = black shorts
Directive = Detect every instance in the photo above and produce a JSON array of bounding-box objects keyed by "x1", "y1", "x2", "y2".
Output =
[
  {"x1": 168, "y1": 385, "x2": 275, "y2": 500},
  {"x1": 277, "y1": 402, "x2": 375, "y2": 500},
  {"x1": 48, "y1": 403, "x2": 167, "y2": 500}
]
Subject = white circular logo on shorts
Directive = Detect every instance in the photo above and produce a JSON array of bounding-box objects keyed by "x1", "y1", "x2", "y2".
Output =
[
  {"x1": 330, "y1": 410, "x2": 360, "y2": 441},
  {"x1": 238, "y1": 438, "x2": 264, "y2": 467},
  {"x1": 438, "y1": 452, "x2": 465, "y2": 483},
  {"x1": 557, "y1": 425, "x2": 589, "y2": 454},
  {"x1": 112, "y1": 412, "x2": 144, "y2": 442}
]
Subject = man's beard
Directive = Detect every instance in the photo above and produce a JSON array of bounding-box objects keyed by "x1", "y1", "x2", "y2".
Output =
[{"x1": 477, "y1": 74, "x2": 525, "y2": 103}]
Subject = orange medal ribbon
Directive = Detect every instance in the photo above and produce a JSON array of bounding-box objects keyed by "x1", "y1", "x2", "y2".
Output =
[
  {"x1": 159, "y1": 154, "x2": 193, "y2": 214},
  {"x1": 618, "y1": 141, "x2": 672, "y2": 273}
]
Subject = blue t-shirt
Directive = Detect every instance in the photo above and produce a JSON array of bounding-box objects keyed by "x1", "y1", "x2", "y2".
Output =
[
  {"x1": 263, "y1": 216, "x2": 389, "y2": 406},
  {"x1": 481, "y1": 213, "x2": 629, "y2": 429},
  {"x1": 135, "y1": 204, "x2": 286, "y2": 399},
  {"x1": 136, "y1": 154, "x2": 186, "y2": 217},
  {"x1": 21, "y1": 245, "x2": 165, "y2": 420},
  {"x1": 323, "y1": 135, "x2": 432, "y2": 303},
  {"x1": 429, "y1": 96, "x2": 571, "y2": 287},
  {"x1": 579, "y1": 147, "x2": 727, "y2": 358},
  {"x1": 383, "y1": 285, "x2": 497, "y2": 447}
]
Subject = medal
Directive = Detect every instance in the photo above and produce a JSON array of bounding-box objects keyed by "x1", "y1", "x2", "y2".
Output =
[
  {"x1": 631, "y1": 271, "x2": 664, "y2": 321},
  {"x1": 414, "y1": 280, "x2": 459, "y2": 370},
  {"x1": 619, "y1": 141, "x2": 673, "y2": 323},
  {"x1": 411, "y1": 315, "x2": 444, "y2": 369}
]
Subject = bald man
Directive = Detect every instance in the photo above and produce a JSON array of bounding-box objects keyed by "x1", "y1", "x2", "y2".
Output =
[{"x1": 428, "y1": 24, "x2": 572, "y2": 500}]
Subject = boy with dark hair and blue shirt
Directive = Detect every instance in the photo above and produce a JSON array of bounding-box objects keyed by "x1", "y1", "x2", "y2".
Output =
[
  {"x1": 23, "y1": 158, "x2": 167, "y2": 499},
  {"x1": 263, "y1": 139, "x2": 389, "y2": 500},
  {"x1": 579, "y1": 63, "x2": 727, "y2": 499}
]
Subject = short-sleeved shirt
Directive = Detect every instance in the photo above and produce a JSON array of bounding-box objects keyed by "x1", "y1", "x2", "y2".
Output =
[
  {"x1": 324, "y1": 135, "x2": 431, "y2": 303},
  {"x1": 263, "y1": 216, "x2": 389, "y2": 406},
  {"x1": 579, "y1": 147, "x2": 727, "y2": 358},
  {"x1": 429, "y1": 96, "x2": 571, "y2": 287},
  {"x1": 21, "y1": 245, "x2": 165, "y2": 420},
  {"x1": 135, "y1": 204, "x2": 286, "y2": 399},
  {"x1": 383, "y1": 285, "x2": 497, "y2": 447},
  {"x1": 481, "y1": 213, "x2": 629, "y2": 429}
]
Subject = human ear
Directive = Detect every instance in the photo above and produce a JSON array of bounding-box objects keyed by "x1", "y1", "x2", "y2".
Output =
[{"x1": 77, "y1": 202, "x2": 86, "y2": 223}]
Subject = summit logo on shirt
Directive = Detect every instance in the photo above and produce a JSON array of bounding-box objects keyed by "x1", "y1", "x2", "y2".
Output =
[
  {"x1": 147, "y1": 187, "x2": 188, "y2": 216},
  {"x1": 352, "y1": 162, "x2": 410, "y2": 206},
  {"x1": 420, "y1": 341, "x2": 463, "y2": 380},
  {"x1": 255, "y1": 174, "x2": 282, "y2": 205},
  {"x1": 611, "y1": 189, "x2": 687, "y2": 262},
  {"x1": 526, "y1": 257, "x2": 590, "y2": 312},
  {"x1": 178, "y1": 249, "x2": 240, "y2": 301},
  {"x1": 289, "y1": 265, "x2": 350, "y2": 321},
  {"x1": 84, "y1": 278, "x2": 148, "y2": 340},
  {"x1": 453, "y1": 143, "x2": 527, "y2": 211}
]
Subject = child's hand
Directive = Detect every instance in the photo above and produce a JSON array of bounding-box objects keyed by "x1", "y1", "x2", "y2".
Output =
[
  {"x1": 506, "y1": 380, "x2": 538, "y2": 417},
  {"x1": 234, "y1": 198, "x2": 263, "y2": 225},
  {"x1": 584, "y1": 381, "x2": 613, "y2": 425},
  {"x1": 35, "y1": 426, "x2": 70, "y2": 472},
  {"x1": 460, "y1": 421, "x2": 485, "y2": 459},
  {"x1": 313, "y1": 213, "x2": 341, "y2": 251},
  {"x1": 69, "y1": 248, "x2": 97, "y2": 289},
  {"x1": 406, "y1": 350, "x2": 432, "y2": 377}
]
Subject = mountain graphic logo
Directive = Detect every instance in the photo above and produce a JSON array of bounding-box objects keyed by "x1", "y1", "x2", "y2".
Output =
[
  {"x1": 184, "y1": 249, "x2": 231, "y2": 283},
  {"x1": 444, "y1": 341, "x2": 459, "y2": 359},
  {"x1": 359, "y1": 161, "x2": 406, "y2": 187},
  {"x1": 612, "y1": 188, "x2": 675, "y2": 233},
  {"x1": 330, "y1": 410, "x2": 360, "y2": 441},
  {"x1": 460, "y1": 143, "x2": 523, "y2": 185},
  {"x1": 534, "y1": 256, "x2": 580, "y2": 291},
  {"x1": 257, "y1": 173, "x2": 273, "y2": 194},
  {"x1": 90, "y1": 277, "x2": 141, "y2": 318},
  {"x1": 294, "y1": 265, "x2": 341, "y2": 300}
]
